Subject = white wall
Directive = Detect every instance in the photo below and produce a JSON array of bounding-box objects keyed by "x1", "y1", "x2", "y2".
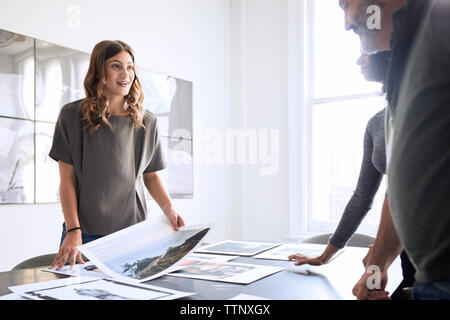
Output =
[
  {"x1": 230, "y1": 0, "x2": 292, "y2": 242},
  {"x1": 0, "y1": 0, "x2": 232, "y2": 271}
]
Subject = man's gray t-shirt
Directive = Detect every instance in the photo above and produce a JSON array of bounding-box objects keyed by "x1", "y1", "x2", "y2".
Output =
[
  {"x1": 387, "y1": 0, "x2": 450, "y2": 283},
  {"x1": 49, "y1": 99, "x2": 167, "y2": 235},
  {"x1": 329, "y1": 108, "x2": 386, "y2": 249}
]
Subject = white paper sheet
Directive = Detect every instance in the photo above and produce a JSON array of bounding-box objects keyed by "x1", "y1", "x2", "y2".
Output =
[
  {"x1": 229, "y1": 293, "x2": 270, "y2": 300},
  {"x1": 9, "y1": 276, "x2": 194, "y2": 300},
  {"x1": 167, "y1": 259, "x2": 284, "y2": 284},
  {"x1": 0, "y1": 292, "x2": 28, "y2": 300},
  {"x1": 42, "y1": 261, "x2": 107, "y2": 278},
  {"x1": 195, "y1": 240, "x2": 280, "y2": 256},
  {"x1": 187, "y1": 253, "x2": 238, "y2": 262},
  {"x1": 254, "y1": 243, "x2": 345, "y2": 263},
  {"x1": 76, "y1": 216, "x2": 212, "y2": 283},
  {"x1": 254, "y1": 243, "x2": 332, "y2": 260}
]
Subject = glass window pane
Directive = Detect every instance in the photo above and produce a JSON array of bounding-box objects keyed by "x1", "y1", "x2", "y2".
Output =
[
  {"x1": 313, "y1": 1, "x2": 381, "y2": 98},
  {"x1": 36, "y1": 40, "x2": 89, "y2": 122},
  {"x1": 311, "y1": 96, "x2": 387, "y2": 225},
  {"x1": 0, "y1": 118, "x2": 34, "y2": 203},
  {"x1": 0, "y1": 30, "x2": 34, "y2": 119}
]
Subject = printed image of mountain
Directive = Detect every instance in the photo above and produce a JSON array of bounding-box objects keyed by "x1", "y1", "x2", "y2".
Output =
[{"x1": 120, "y1": 227, "x2": 210, "y2": 280}]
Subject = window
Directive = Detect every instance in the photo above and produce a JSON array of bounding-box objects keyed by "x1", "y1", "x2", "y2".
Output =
[{"x1": 307, "y1": 1, "x2": 387, "y2": 235}]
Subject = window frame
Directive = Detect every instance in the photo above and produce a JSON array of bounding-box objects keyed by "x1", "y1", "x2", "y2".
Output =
[{"x1": 287, "y1": 0, "x2": 383, "y2": 239}]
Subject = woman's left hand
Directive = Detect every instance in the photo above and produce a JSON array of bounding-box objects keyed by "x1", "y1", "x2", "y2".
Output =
[{"x1": 164, "y1": 205, "x2": 185, "y2": 231}]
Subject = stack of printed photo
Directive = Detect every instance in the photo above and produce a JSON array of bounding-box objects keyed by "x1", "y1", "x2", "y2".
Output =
[{"x1": 8, "y1": 216, "x2": 212, "y2": 300}]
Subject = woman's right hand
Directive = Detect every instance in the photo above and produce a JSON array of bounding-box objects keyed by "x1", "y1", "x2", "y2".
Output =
[
  {"x1": 288, "y1": 243, "x2": 339, "y2": 266},
  {"x1": 288, "y1": 253, "x2": 327, "y2": 266},
  {"x1": 50, "y1": 230, "x2": 85, "y2": 270}
]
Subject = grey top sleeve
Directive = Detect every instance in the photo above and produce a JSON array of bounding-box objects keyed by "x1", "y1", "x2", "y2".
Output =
[
  {"x1": 329, "y1": 113, "x2": 385, "y2": 249},
  {"x1": 49, "y1": 106, "x2": 73, "y2": 165},
  {"x1": 143, "y1": 118, "x2": 167, "y2": 173}
]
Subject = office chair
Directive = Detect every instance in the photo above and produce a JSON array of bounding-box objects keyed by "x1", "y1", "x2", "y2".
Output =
[
  {"x1": 11, "y1": 253, "x2": 58, "y2": 271},
  {"x1": 301, "y1": 233, "x2": 375, "y2": 248},
  {"x1": 11, "y1": 253, "x2": 90, "y2": 271}
]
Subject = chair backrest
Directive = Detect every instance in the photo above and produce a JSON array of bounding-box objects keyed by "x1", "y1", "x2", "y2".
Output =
[
  {"x1": 300, "y1": 233, "x2": 333, "y2": 245},
  {"x1": 11, "y1": 253, "x2": 58, "y2": 271},
  {"x1": 347, "y1": 233, "x2": 375, "y2": 248},
  {"x1": 300, "y1": 233, "x2": 375, "y2": 248}
]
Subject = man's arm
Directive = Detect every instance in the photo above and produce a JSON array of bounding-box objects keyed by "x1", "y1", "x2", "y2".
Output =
[
  {"x1": 353, "y1": 196, "x2": 403, "y2": 299},
  {"x1": 368, "y1": 196, "x2": 403, "y2": 270}
]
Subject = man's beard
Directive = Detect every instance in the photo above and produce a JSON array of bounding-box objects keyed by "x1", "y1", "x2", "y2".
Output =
[{"x1": 359, "y1": 28, "x2": 379, "y2": 54}]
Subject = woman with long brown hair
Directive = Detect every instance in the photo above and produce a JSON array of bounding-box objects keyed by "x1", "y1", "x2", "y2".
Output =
[{"x1": 48, "y1": 40, "x2": 185, "y2": 270}]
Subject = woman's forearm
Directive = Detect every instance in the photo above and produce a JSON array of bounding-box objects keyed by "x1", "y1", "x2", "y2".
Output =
[
  {"x1": 321, "y1": 243, "x2": 340, "y2": 263},
  {"x1": 329, "y1": 128, "x2": 384, "y2": 249},
  {"x1": 51, "y1": 161, "x2": 83, "y2": 270},
  {"x1": 58, "y1": 161, "x2": 80, "y2": 229},
  {"x1": 143, "y1": 172, "x2": 171, "y2": 210},
  {"x1": 143, "y1": 171, "x2": 185, "y2": 230}
]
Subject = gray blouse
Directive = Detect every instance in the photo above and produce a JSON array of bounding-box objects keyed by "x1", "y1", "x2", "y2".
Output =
[
  {"x1": 329, "y1": 108, "x2": 386, "y2": 249},
  {"x1": 49, "y1": 99, "x2": 167, "y2": 235}
]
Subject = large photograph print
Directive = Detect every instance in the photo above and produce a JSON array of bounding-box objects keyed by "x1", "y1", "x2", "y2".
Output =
[
  {"x1": 168, "y1": 259, "x2": 284, "y2": 284},
  {"x1": 78, "y1": 216, "x2": 211, "y2": 283}
]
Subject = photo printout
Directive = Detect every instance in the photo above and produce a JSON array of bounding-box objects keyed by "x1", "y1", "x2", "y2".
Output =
[
  {"x1": 168, "y1": 260, "x2": 284, "y2": 284},
  {"x1": 195, "y1": 240, "x2": 279, "y2": 256},
  {"x1": 78, "y1": 216, "x2": 212, "y2": 283}
]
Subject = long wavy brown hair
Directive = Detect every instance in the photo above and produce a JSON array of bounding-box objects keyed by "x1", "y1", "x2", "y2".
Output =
[{"x1": 81, "y1": 40, "x2": 145, "y2": 132}]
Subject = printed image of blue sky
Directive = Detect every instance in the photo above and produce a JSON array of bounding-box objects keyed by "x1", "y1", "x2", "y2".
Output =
[{"x1": 84, "y1": 220, "x2": 205, "y2": 278}]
